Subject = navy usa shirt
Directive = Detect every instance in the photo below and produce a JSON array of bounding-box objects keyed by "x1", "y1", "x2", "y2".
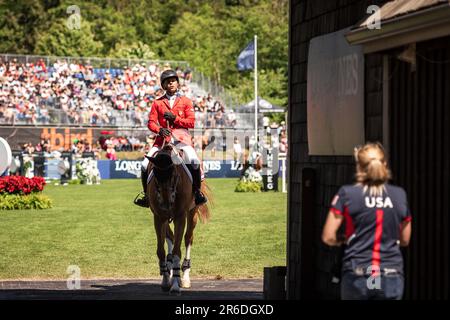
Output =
[{"x1": 330, "y1": 184, "x2": 412, "y2": 274}]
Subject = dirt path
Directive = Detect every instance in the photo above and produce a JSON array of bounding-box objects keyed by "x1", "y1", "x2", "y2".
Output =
[{"x1": 0, "y1": 278, "x2": 263, "y2": 300}]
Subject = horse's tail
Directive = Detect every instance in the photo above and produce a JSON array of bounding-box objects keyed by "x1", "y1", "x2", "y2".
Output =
[{"x1": 195, "y1": 181, "x2": 213, "y2": 223}]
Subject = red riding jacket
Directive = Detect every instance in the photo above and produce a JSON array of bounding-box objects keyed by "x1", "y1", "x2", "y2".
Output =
[{"x1": 147, "y1": 93, "x2": 195, "y2": 147}]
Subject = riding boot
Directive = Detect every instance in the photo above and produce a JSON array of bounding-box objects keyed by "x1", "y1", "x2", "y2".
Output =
[
  {"x1": 134, "y1": 169, "x2": 150, "y2": 208},
  {"x1": 187, "y1": 164, "x2": 207, "y2": 205}
]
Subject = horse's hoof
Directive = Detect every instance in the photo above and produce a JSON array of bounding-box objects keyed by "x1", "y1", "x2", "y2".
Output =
[
  {"x1": 181, "y1": 280, "x2": 191, "y2": 289},
  {"x1": 169, "y1": 288, "x2": 181, "y2": 296},
  {"x1": 161, "y1": 285, "x2": 170, "y2": 292}
]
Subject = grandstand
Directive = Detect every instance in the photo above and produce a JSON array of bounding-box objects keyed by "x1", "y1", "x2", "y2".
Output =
[
  {"x1": 0, "y1": 54, "x2": 286, "y2": 171},
  {"x1": 0, "y1": 53, "x2": 259, "y2": 130}
]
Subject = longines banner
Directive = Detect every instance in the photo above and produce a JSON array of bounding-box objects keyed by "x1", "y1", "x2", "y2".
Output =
[
  {"x1": 307, "y1": 28, "x2": 365, "y2": 155},
  {"x1": 39, "y1": 158, "x2": 286, "y2": 179},
  {"x1": 97, "y1": 160, "x2": 246, "y2": 179}
]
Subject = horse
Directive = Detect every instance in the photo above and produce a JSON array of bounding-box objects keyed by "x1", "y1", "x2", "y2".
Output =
[{"x1": 146, "y1": 144, "x2": 211, "y2": 294}]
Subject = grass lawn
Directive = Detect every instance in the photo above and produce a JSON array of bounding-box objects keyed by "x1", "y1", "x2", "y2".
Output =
[{"x1": 0, "y1": 178, "x2": 286, "y2": 280}]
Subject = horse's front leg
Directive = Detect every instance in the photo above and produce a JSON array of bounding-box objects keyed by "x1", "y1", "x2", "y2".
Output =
[
  {"x1": 170, "y1": 212, "x2": 186, "y2": 295},
  {"x1": 181, "y1": 208, "x2": 198, "y2": 288},
  {"x1": 166, "y1": 224, "x2": 175, "y2": 279},
  {"x1": 154, "y1": 216, "x2": 170, "y2": 291}
]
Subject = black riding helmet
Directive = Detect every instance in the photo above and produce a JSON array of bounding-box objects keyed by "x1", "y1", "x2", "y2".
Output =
[{"x1": 160, "y1": 69, "x2": 179, "y2": 87}]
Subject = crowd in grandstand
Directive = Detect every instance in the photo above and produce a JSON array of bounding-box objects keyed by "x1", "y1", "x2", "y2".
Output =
[
  {"x1": 0, "y1": 57, "x2": 235, "y2": 128},
  {"x1": 1, "y1": 55, "x2": 288, "y2": 159}
]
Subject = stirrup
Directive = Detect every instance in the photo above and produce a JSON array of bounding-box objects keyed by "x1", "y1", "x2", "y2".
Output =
[{"x1": 134, "y1": 192, "x2": 149, "y2": 208}]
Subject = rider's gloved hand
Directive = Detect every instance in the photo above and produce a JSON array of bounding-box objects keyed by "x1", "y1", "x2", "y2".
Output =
[
  {"x1": 163, "y1": 112, "x2": 176, "y2": 124},
  {"x1": 159, "y1": 128, "x2": 171, "y2": 137}
]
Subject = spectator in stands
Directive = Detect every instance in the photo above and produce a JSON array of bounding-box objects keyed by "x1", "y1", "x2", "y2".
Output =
[
  {"x1": 233, "y1": 136, "x2": 243, "y2": 162},
  {"x1": 128, "y1": 136, "x2": 143, "y2": 151},
  {"x1": 279, "y1": 129, "x2": 288, "y2": 153},
  {"x1": 3, "y1": 104, "x2": 15, "y2": 124},
  {"x1": 106, "y1": 142, "x2": 117, "y2": 160},
  {"x1": 71, "y1": 139, "x2": 79, "y2": 154},
  {"x1": 23, "y1": 142, "x2": 35, "y2": 155},
  {"x1": 184, "y1": 68, "x2": 192, "y2": 82},
  {"x1": 0, "y1": 103, "x2": 4, "y2": 121},
  {"x1": 37, "y1": 137, "x2": 51, "y2": 154},
  {"x1": 75, "y1": 140, "x2": 85, "y2": 156},
  {"x1": 93, "y1": 141, "x2": 102, "y2": 160},
  {"x1": 227, "y1": 109, "x2": 236, "y2": 128},
  {"x1": 83, "y1": 139, "x2": 93, "y2": 153}
]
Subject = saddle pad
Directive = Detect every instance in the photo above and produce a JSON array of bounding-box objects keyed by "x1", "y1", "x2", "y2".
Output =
[{"x1": 147, "y1": 161, "x2": 193, "y2": 185}]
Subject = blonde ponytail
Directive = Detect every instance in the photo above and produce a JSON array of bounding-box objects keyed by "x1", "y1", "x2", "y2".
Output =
[{"x1": 354, "y1": 142, "x2": 391, "y2": 196}]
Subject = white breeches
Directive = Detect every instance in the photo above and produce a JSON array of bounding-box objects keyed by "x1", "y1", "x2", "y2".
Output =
[{"x1": 141, "y1": 142, "x2": 200, "y2": 171}]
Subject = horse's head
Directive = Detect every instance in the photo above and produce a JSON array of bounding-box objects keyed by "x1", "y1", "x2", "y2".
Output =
[{"x1": 148, "y1": 145, "x2": 179, "y2": 212}]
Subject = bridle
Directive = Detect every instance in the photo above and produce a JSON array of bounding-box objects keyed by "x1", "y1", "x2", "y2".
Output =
[
  {"x1": 153, "y1": 113, "x2": 182, "y2": 220},
  {"x1": 153, "y1": 148, "x2": 180, "y2": 222}
]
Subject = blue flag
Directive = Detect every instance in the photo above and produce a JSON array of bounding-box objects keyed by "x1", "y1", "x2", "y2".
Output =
[{"x1": 237, "y1": 40, "x2": 255, "y2": 71}]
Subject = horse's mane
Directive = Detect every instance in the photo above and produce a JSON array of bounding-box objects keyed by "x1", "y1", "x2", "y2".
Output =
[{"x1": 151, "y1": 148, "x2": 174, "y2": 183}]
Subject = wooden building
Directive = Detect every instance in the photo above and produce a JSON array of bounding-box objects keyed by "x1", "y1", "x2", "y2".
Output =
[{"x1": 288, "y1": 0, "x2": 450, "y2": 299}]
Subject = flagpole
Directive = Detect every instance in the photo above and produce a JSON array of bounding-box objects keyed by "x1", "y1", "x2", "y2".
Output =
[{"x1": 254, "y1": 34, "x2": 258, "y2": 143}]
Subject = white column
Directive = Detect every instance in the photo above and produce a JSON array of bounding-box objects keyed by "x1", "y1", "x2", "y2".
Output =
[{"x1": 254, "y1": 35, "x2": 258, "y2": 141}]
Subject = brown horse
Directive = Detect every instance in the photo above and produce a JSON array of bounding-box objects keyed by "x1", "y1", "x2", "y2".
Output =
[{"x1": 146, "y1": 144, "x2": 211, "y2": 294}]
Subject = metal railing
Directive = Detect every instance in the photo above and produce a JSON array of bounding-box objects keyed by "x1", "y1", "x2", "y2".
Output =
[
  {"x1": 190, "y1": 68, "x2": 240, "y2": 111},
  {"x1": 0, "y1": 109, "x2": 262, "y2": 130}
]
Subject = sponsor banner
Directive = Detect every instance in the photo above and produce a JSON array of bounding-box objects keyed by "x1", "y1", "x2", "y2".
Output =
[
  {"x1": 110, "y1": 160, "x2": 143, "y2": 179},
  {"x1": 9, "y1": 158, "x2": 287, "y2": 180},
  {"x1": 97, "y1": 160, "x2": 111, "y2": 179},
  {"x1": 202, "y1": 160, "x2": 244, "y2": 178},
  {"x1": 307, "y1": 28, "x2": 365, "y2": 155},
  {"x1": 86, "y1": 159, "x2": 286, "y2": 179},
  {"x1": 261, "y1": 132, "x2": 280, "y2": 191},
  {"x1": 262, "y1": 148, "x2": 279, "y2": 192},
  {"x1": 0, "y1": 127, "x2": 148, "y2": 151},
  {"x1": 95, "y1": 159, "x2": 255, "y2": 179}
]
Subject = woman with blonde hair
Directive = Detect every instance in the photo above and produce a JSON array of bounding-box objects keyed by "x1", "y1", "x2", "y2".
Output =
[{"x1": 322, "y1": 142, "x2": 412, "y2": 300}]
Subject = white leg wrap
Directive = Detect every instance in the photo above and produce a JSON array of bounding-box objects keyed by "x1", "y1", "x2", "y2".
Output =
[
  {"x1": 182, "y1": 269, "x2": 191, "y2": 289},
  {"x1": 181, "y1": 245, "x2": 192, "y2": 288}
]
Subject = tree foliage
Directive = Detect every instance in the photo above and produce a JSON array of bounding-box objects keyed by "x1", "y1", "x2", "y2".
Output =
[{"x1": 0, "y1": 0, "x2": 288, "y2": 107}]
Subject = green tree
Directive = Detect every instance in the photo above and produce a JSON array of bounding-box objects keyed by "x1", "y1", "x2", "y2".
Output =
[
  {"x1": 35, "y1": 19, "x2": 103, "y2": 57},
  {"x1": 0, "y1": 0, "x2": 48, "y2": 53},
  {"x1": 110, "y1": 41, "x2": 158, "y2": 60}
]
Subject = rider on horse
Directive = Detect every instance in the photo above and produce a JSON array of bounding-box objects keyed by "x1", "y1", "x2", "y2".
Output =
[{"x1": 134, "y1": 69, "x2": 208, "y2": 208}]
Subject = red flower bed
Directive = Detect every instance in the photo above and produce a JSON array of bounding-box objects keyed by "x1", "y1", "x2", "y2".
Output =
[{"x1": 0, "y1": 176, "x2": 46, "y2": 195}]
